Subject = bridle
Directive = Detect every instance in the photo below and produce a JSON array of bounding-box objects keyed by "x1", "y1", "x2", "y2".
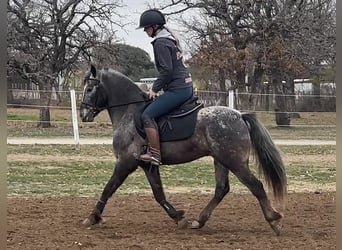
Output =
[
  {"x1": 81, "y1": 76, "x2": 151, "y2": 115},
  {"x1": 81, "y1": 77, "x2": 106, "y2": 116}
]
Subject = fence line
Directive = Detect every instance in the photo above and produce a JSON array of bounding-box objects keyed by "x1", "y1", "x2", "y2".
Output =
[
  {"x1": 6, "y1": 119, "x2": 336, "y2": 128},
  {"x1": 7, "y1": 103, "x2": 71, "y2": 109},
  {"x1": 8, "y1": 89, "x2": 72, "y2": 93},
  {"x1": 7, "y1": 88, "x2": 336, "y2": 138},
  {"x1": 194, "y1": 90, "x2": 336, "y2": 98},
  {"x1": 6, "y1": 103, "x2": 337, "y2": 114},
  {"x1": 8, "y1": 88, "x2": 337, "y2": 98},
  {"x1": 7, "y1": 104, "x2": 336, "y2": 127}
]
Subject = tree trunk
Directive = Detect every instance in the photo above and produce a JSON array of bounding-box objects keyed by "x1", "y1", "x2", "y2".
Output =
[
  {"x1": 236, "y1": 71, "x2": 248, "y2": 110},
  {"x1": 265, "y1": 84, "x2": 271, "y2": 111},
  {"x1": 312, "y1": 79, "x2": 321, "y2": 111},
  {"x1": 7, "y1": 90, "x2": 14, "y2": 104},
  {"x1": 37, "y1": 79, "x2": 52, "y2": 128},
  {"x1": 39, "y1": 106, "x2": 51, "y2": 128},
  {"x1": 271, "y1": 70, "x2": 290, "y2": 127},
  {"x1": 285, "y1": 77, "x2": 296, "y2": 112},
  {"x1": 249, "y1": 66, "x2": 264, "y2": 110},
  {"x1": 218, "y1": 68, "x2": 228, "y2": 106}
]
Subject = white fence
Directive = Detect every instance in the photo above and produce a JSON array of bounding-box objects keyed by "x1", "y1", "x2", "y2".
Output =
[{"x1": 7, "y1": 89, "x2": 336, "y2": 145}]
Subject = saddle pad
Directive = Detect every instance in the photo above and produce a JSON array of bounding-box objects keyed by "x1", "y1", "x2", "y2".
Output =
[{"x1": 134, "y1": 100, "x2": 203, "y2": 142}]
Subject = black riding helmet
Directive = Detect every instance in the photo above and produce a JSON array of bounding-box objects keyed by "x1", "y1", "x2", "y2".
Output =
[{"x1": 137, "y1": 9, "x2": 166, "y2": 29}]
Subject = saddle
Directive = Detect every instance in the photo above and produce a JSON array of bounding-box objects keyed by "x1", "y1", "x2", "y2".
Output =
[{"x1": 134, "y1": 96, "x2": 204, "y2": 142}]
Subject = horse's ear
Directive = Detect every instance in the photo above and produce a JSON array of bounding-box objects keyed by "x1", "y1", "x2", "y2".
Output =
[{"x1": 90, "y1": 64, "x2": 97, "y2": 77}]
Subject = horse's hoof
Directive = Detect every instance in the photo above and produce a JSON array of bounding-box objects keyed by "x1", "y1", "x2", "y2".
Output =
[
  {"x1": 270, "y1": 219, "x2": 282, "y2": 236},
  {"x1": 82, "y1": 216, "x2": 104, "y2": 228},
  {"x1": 177, "y1": 218, "x2": 189, "y2": 229},
  {"x1": 189, "y1": 220, "x2": 201, "y2": 229},
  {"x1": 82, "y1": 218, "x2": 93, "y2": 227}
]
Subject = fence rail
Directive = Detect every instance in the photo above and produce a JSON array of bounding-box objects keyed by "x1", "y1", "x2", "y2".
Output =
[
  {"x1": 7, "y1": 88, "x2": 336, "y2": 111},
  {"x1": 7, "y1": 89, "x2": 336, "y2": 127}
]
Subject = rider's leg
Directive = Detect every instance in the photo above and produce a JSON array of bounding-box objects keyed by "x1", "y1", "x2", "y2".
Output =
[
  {"x1": 140, "y1": 118, "x2": 161, "y2": 165},
  {"x1": 139, "y1": 87, "x2": 193, "y2": 165}
]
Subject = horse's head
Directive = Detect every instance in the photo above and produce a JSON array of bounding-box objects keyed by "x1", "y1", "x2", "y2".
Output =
[
  {"x1": 80, "y1": 65, "x2": 151, "y2": 122},
  {"x1": 80, "y1": 65, "x2": 107, "y2": 122}
]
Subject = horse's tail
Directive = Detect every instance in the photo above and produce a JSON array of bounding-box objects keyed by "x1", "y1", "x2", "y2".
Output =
[{"x1": 242, "y1": 112, "x2": 287, "y2": 201}]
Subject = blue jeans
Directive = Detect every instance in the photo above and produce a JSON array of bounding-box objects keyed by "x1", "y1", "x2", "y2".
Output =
[{"x1": 142, "y1": 87, "x2": 193, "y2": 122}]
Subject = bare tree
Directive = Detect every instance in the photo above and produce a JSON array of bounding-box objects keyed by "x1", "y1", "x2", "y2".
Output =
[
  {"x1": 7, "y1": 0, "x2": 125, "y2": 127},
  {"x1": 261, "y1": 0, "x2": 336, "y2": 123},
  {"x1": 156, "y1": 0, "x2": 335, "y2": 124}
]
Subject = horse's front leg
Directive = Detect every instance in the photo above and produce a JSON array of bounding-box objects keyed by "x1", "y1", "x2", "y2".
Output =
[
  {"x1": 82, "y1": 158, "x2": 138, "y2": 227},
  {"x1": 142, "y1": 165, "x2": 185, "y2": 225}
]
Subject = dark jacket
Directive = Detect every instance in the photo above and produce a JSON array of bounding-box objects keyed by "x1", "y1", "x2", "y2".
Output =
[{"x1": 151, "y1": 33, "x2": 192, "y2": 93}]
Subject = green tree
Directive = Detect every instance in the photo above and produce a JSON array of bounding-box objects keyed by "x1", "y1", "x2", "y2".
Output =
[{"x1": 93, "y1": 43, "x2": 157, "y2": 81}]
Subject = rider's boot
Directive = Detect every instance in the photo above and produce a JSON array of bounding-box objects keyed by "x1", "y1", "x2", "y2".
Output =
[{"x1": 140, "y1": 127, "x2": 162, "y2": 166}]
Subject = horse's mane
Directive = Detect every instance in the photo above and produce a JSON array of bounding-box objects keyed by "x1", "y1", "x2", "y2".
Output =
[
  {"x1": 100, "y1": 68, "x2": 147, "y2": 97},
  {"x1": 101, "y1": 68, "x2": 132, "y2": 82},
  {"x1": 99, "y1": 68, "x2": 149, "y2": 100}
]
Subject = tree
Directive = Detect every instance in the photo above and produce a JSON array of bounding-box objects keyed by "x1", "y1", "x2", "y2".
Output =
[
  {"x1": 92, "y1": 43, "x2": 157, "y2": 81},
  {"x1": 261, "y1": 0, "x2": 336, "y2": 124},
  {"x1": 158, "y1": 0, "x2": 268, "y2": 109},
  {"x1": 7, "y1": 0, "x2": 124, "y2": 127},
  {"x1": 157, "y1": 0, "x2": 336, "y2": 124}
]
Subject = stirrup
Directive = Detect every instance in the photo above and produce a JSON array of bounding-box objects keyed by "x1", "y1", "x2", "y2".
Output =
[
  {"x1": 139, "y1": 147, "x2": 162, "y2": 165},
  {"x1": 140, "y1": 156, "x2": 162, "y2": 166},
  {"x1": 139, "y1": 153, "x2": 162, "y2": 165}
]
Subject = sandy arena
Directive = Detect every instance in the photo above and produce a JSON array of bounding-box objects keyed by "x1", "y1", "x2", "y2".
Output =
[{"x1": 7, "y1": 192, "x2": 335, "y2": 249}]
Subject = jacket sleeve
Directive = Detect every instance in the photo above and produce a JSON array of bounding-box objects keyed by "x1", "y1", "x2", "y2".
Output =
[{"x1": 152, "y1": 41, "x2": 173, "y2": 92}]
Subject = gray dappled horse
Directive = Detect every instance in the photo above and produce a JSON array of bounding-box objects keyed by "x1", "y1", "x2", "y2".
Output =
[{"x1": 80, "y1": 65, "x2": 287, "y2": 235}]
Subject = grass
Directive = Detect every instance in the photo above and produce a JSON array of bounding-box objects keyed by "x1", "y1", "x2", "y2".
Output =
[
  {"x1": 7, "y1": 144, "x2": 336, "y2": 197},
  {"x1": 257, "y1": 111, "x2": 336, "y2": 126},
  {"x1": 6, "y1": 108, "x2": 336, "y2": 197},
  {"x1": 7, "y1": 113, "x2": 38, "y2": 121}
]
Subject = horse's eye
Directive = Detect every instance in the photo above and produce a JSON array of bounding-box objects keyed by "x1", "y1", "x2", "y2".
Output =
[{"x1": 86, "y1": 87, "x2": 92, "y2": 93}]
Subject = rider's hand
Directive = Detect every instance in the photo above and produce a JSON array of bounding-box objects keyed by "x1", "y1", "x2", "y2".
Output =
[{"x1": 149, "y1": 89, "x2": 157, "y2": 99}]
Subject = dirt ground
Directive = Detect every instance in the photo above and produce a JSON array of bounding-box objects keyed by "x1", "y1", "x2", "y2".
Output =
[{"x1": 7, "y1": 192, "x2": 335, "y2": 250}]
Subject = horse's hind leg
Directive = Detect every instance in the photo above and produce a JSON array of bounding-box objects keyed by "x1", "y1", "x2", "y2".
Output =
[
  {"x1": 142, "y1": 166, "x2": 185, "y2": 224},
  {"x1": 189, "y1": 159, "x2": 230, "y2": 229},
  {"x1": 82, "y1": 158, "x2": 138, "y2": 227},
  {"x1": 230, "y1": 162, "x2": 283, "y2": 235}
]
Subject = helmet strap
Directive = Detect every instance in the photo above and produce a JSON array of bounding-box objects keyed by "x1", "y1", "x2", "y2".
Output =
[{"x1": 151, "y1": 25, "x2": 163, "y2": 38}]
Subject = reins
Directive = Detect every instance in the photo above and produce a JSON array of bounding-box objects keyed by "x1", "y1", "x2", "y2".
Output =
[
  {"x1": 81, "y1": 77, "x2": 150, "y2": 112},
  {"x1": 106, "y1": 99, "x2": 150, "y2": 109}
]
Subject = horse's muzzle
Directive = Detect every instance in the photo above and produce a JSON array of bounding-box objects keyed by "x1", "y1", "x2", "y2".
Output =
[{"x1": 80, "y1": 108, "x2": 95, "y2": 122}]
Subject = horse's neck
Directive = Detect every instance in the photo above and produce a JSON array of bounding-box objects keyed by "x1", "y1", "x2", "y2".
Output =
[
  {"x1": 107, "y1": 103, "x2": 142, "y2": 131},
  {"x1": 102, "y1": 72, "x2": 147, "y2": 130}
]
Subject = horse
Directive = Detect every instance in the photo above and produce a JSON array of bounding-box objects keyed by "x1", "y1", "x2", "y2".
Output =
[{"x1": 79, "y1": 65, "x2": 287, "y2": 235}]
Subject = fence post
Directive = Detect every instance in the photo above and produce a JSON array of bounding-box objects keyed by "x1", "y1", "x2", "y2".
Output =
[
  {"x1": 228, "y1": 90, "x2": 234, "y2": 109},
  {"x1": 70, "y1": 89, "x2": 80, "y2": 147}
]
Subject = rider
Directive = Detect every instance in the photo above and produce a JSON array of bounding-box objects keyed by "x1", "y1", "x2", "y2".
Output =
[{"x1": 137, "y1": 9, "x2": 193, "y2": 165}]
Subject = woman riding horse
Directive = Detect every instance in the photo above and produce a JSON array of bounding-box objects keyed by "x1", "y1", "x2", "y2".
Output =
[{"x1": 137, "y1": 9, "x2": 194, "y2": 165}]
